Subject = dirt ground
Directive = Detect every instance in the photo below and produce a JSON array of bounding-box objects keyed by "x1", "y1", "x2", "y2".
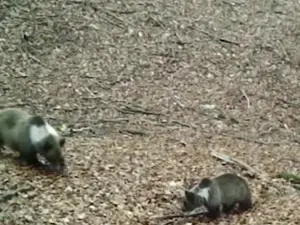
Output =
[{"x1": 0, "y1": 0, "x2": 300, "y2": 224}]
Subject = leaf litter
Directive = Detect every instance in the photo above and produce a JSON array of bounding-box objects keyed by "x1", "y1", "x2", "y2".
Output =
[{"x1": 0, "y1": 0, "x2": 300, "y2": 224}]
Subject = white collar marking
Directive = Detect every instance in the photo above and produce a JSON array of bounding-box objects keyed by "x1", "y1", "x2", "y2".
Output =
[
  {"x1": 197, "y1": 187, "x2": 210, "y2": 200},
  {"x1": 29, "y1": 123, "x2": 58, "y2": 144}
]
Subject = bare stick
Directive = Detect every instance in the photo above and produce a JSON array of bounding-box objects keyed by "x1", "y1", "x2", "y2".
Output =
[
  {"x1": 210, "y1": 149, "x2": 292, "y2": 192},
  {"x1": 192, "y1": 27, "x2": 240, "y2": 46},
  {"x1": 240, "y1": 89, "x2": 251, "y2": 108},
  {"x1": 277, "y1": 98, "x2": 300, "y2": 108},
  {"x1": 71, "y1": 127, "x2": 94, "y2": 133},
  {"x1": 170, "y1": 120, "x2": 195, "y2": 128},
  {"x1": 117, "y1": 103, "x2": 162, "y2": 116},
  {"x1": 104, "y1": 7, "x2": 137, "y2": 14},
  {"x1": 119, "y1": 128, "x2": 147, "y2": 136},
  {"x1": 0, "y1": 103, "x2": 27, "y2": 108},
  {"x1": 98, "y1": 14, "x2": 125, "y2": 29},
  {"x1": 151, "y1": 211, "x2": 206, "y2": 220},
  {"x1": 219, "y1": 133, "x2": 282, "y2": 146},
  {"x1": 99, "y1": 118, "x2": 129, "y2": 123},
  {"x1": 27, "y1": 53, "x2": 50, "y2": 69},
  {"x1": 210, "y1": 150, "x2": 258, "y2": 177}
]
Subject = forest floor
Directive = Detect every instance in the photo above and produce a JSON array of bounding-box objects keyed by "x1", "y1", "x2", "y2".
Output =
[{"x1": 0, "y1": 0, "x2": 300, "y2": 224}]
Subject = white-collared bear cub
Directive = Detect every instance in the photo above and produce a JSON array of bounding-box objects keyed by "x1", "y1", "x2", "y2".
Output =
[
  {"x1": 182, "y1": 173, "x2": 252, "y2": 219},
  {"x1": 0, "y1": 108, "x2": 66, "y2": 171}
]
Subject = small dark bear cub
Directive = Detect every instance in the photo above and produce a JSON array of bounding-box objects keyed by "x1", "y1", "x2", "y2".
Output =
[
  {"x1": 0, "y1": 108, "x2": 66, "y2": 173},
  {"x1": 182, "y1": 173, "x2": 252, "y2": 219}
]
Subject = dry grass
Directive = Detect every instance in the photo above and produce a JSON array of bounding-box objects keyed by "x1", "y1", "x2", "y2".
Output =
[{"x1": 0, "y1": 0, "x2": 300, "y2": 224}]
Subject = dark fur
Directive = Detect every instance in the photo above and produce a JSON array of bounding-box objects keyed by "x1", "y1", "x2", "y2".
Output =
[
  {"x1": 0, "y1": 108, "x2": 66, "y2": 169},
  {"x1": 183, "y1": 173, "x2": 252, "y2": 219}
]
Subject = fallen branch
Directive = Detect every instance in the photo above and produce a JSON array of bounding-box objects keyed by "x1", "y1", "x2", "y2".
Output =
[
  {"x1": 98, "y1": 14, "x2": 125, "y2": 29},
  {"x1": 21, "y1": 43, "x2": 51, "y2": 69},
  {"x1": 210, "y1": 149, "x2": 295, "y2": 192},
  {"x1": 0, "y1": 103, "x2": 27, "y2": 108},
  {"x1": 60, "y1": 127, "x2": 96, "y2": 137},
  {"x1": 27, "y1": 54, "x2": 49, "y2": 68},
  {"x1": 104, "y1": 7, "x2": 138, "y2": 14},
  {"x1": 151, "y1": 210, "x2": 206, "y2": 221},
  {"x1": 210, "y1": 150, "x2": 258, "y2": 177},
  {"x1": 170, "y1": 120, "x2": 195, "y2": 128},
  {"x1": 63, "y1": 117, "x2": 130, "y2": 135},
  {"x1": 219, "y1": 133, "x2": 282, "y2": 146},
  {"x1": 157, "y1": 119, "x2": 196, "y2": 129},
  {"x1": 277, "y1": 98, "x2": 300, "y2": 108},
  {"x1": 90, "y1": 4, "x2": 134, "y2": 28},
  {"x1": 240, "y1": 89, "x2": 251, "y2": 108},
  {"x1": 119, "y1": 128, "x2": 147, "y2": 136},
  {"x1": 81, "y1": 96, "x2": 110, "y2": 104},
  {"x1": 117, "y1": 103, "x2": 163, "y2": 116},
  {"x1": 191, "y1": 27, "x2": 240, "y2": 46},
  {"x1": 71, "y1": 127, "x2": 95, "y2": 133},
  {"x1": 98, "y1": 118, "x2": 129, "y2": 123}
]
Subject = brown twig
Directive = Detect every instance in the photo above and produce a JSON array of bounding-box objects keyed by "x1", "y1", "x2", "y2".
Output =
[
  {"x1": 98, "y1": 14, "x2": 125, "y2": 29},
  {"x1": 27, "y1": 52, "x2": 50, "y2": 69},
  {"x1": 0, "y1": 103, "x2": 27, "y2": 108},
  {"x1": 104, "y1": 7, "x2": 137, "y2": 14},
  {"x1": 277, "y1": 98, "x2": 300, "y2": 108},
  {"x1": 240, "y1": 89, "x2": 251, "y2": 108},
  {"x1": 99, "y1": 118, "x2": 130, "y2": 123},
  {"x1": 219, "y1": 133, "x2": 282, "y2": 146},
  {"x1": 210, "y1": 149, "x2": 293, "y2": 192},
  {"x1": 81, "y1": 96, "x2": 110, "y2": 105},
  {"x1": 71, "y1": 127, "x2": 94, "y2": 133},
  {"x1": 191, "y1": 27, "x2": 240, "y2": 46},
  {"x1": 210, "y1": 150, "x2": 258, "y2": 177},
  {"x1": 151, "y1": 211, "x2": 206, "y2": 221},
  {"x1": 119, "y1": 128, "x2": 147, "y2": 136},
  {"x1": 90, "y1": 4, "x2": 134, "y2": 28},
  {"x1": 170, "y1": 120, "x2": 194, "y2": 128},
  {"x1": 117, "y1": 103, "x2": 163, "y2": 116}
]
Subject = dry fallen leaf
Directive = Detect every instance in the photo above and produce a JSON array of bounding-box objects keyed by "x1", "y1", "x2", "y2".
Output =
[{"x1": 77, "y1": 213, "x2": 86, "y2": 220}]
